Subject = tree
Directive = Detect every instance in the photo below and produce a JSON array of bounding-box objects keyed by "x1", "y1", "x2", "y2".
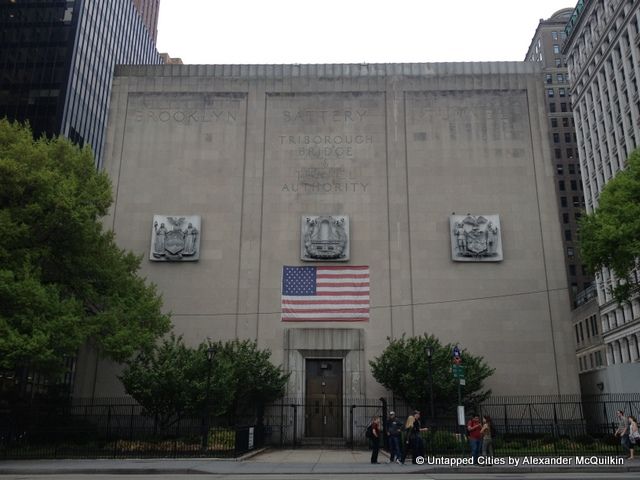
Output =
[
  {"x1": 120, "y1": 336, "x2": 289, "y2": 426},
  {"x1": 0, "y1": 120, "x2": 171, "y2": 386},
  {"x1": 370, "y1": 334, "x2": 495, "y2": 413},
  {"x1": 579, "y1": 148, "x2": 640, "y2": 303}
]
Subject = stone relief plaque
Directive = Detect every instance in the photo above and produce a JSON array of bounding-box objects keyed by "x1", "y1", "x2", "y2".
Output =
[
  {"x1": 450, "y1": 214, "x2": 502, "y2": 262},
  {"x1": 150, "y1": 215, "x2": 201, "y2": 262},
  {"x1": 301, "y1": 215, "x2": 349, "y2": 262}
]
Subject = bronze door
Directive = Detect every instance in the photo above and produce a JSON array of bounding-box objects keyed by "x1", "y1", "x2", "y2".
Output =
[{"x1": 305, "y1": 359, "x2": 343, "y2": 437}]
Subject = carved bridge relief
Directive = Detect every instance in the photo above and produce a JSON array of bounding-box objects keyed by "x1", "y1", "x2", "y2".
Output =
[
  {"x1": 301, "y1": 215, "x2": 350, "y2": 262},
  {"x1": 150, "y1": 215, "x2": 201, "y2": 262},
  {"x1": 450, "y1": 214, "x2": 503, "y2": 262}
]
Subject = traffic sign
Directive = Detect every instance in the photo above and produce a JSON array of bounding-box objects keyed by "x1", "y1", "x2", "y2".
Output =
[{"x1": 452, "y1": 365, "x2": 465, "y2": 378}]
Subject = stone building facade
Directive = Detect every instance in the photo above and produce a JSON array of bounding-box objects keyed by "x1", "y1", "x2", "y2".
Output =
[
  {"x1": 525, "y1": 8, "x2": 594, "y2": 307},
  {"x1": 74, "y1": 62, "x2": 580, "y2": 409},
  {"x1": 564, "y1": 0, "x2": 640, "y2": 392}
]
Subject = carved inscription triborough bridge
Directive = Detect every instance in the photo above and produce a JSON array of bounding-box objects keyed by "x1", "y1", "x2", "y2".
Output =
[{"x1": 277, "y1": 106, "x2": 375, "y2": 194}]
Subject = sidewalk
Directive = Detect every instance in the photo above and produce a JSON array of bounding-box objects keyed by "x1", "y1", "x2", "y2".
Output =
[{"x1": 1, "y1": 449, "x2": 639, "y2": 475}]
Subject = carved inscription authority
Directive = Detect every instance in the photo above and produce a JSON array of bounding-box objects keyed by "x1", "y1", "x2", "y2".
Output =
[{"x1": 450, "y1": 214, "x2": 503, "y2": 262}]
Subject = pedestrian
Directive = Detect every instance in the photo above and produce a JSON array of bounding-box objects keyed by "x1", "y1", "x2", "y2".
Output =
[
  {"x1": 480, "y1": 415, "x2": 495, "y2": 458},
  {"x1": 369, "y1": 415, "x2": 381, "y2": 464},
  {"x1": 615, "y1": 410, "x2": 631, "y2": 459},
  {"x1": 628, "y1": 415, "x2": 639, "y2": 460},
  {"x1": 467, "y1": 413, "x2": 482, "y2": 465},
  {"x1": 400, "y1": 414, "x2": 415, "y2": 464},
  {"x1": 386, "y1": 411, "x2": 403, "y2": 464},
  {"x1": 401, "y1": 410, "x2": 428, "y2": 464}
]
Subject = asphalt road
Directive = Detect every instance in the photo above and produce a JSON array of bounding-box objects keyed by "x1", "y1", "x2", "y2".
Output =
[{"x1": 1, "y1": 474, "x2": 640, "y2": 480}]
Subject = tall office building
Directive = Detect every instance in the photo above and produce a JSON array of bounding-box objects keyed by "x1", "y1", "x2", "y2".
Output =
[
  {"x1": 132, "y1": 0, "x2": 160, "y2": 42},
  {"x1": 563, "y1": 0, "x2": 640, "y2": 392},
  {"x1": 0, "y1": 0, "x2": 162, "y2": 166},
  {"x1": 525, "y1": 8, "x2": 594, "y2": 309}
]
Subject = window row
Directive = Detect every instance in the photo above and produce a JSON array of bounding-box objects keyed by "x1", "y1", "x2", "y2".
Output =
[
  {"x1": 558, "y1": 179, "x2": 583, "y2": 192},
  {"x1": 561, "y1": 211, "x2": 583, "y2": 224},
  {"x1": 551, "y1": 117, "x2": 575, "y2": 128},
  {"x1": 578, "y1": 350, "x2": 604, "y2": 372},
  {"x1": 545, "y1": 72, "x2": 570, "y2": 84},
  {"x1": 547, "y1": 87, "x2": 568, "y2": 98},
  {"x1": 549, "y1": 102, "x2": 571, "y2": 113},
  {"x1": 560, "y1": 196, "x2": 586, "y2": 209},
  {"x1": 556, "y1": 163, "x2": 580, "y2": 175},
  {"x1": 553, "y1": 132, "x2": 578, "y2": 143}
]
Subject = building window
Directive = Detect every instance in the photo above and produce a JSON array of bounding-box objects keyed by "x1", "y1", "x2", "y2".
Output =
[
  {"x1": 565, "y1": 230, "x2": 572, "y2": 241},
  {"x1": 551, "y1": 118, "x2": 558, "y2": 128},
  {"x1": 552, "y1": 31, "x2": 558, "y2": 41},
  {"x1": 557, "y1": 164, "x2": 564, "y2": 174},
  {"x1": 555, "y1": 58, "x2": 561, "y2": 67},
  {"x1": 561, "y1": 103, "x2": 568, "y2": 112},
  {"x1": 554, "y1": 133, "x2": 560, "y2": 143},
  {"x1": 550, "y1": 103, "x2": 557, "y2": 113},
  {"x1": 567, "y1": 147, "x2": 574, "y2": 158},
  {"x1": 567, "y1": 246, "x2": 574, "y2": 257},
  {"x1": 568, "y1": 163, "x2": 576, "y2": 174},
  {"x1": 559, "y1": 180, "x2": 565, "y2": 190},
  {"x1": 555, "y1": 148, "x2": 562, "y2": 159},
  {"x1": 563, "y1": 212, "x2": 569, "y2": 223},
  {"x1": 559, "y1": 88, "x2": 566, "y2": 97},
  {"x1": 545, "y1": 73, "x2": 553, "y2": 84},
  {"x1": 569, "y1": 264, "x2": 576, "y2": 275},
  {"x1": 561, "y1": 196, "x2": 568, "y2": 207},
  {"x1": 557, "y1": 73, "x2": 564, "y2": 83},
  {"x1": 562, "y1": 117, "x2": 569, "y2": 127},
  {"x1": 573, "y1": 196, "x2": 582, "y2": 207},
  {"x1": 548, "y1": 88, "x2": 555, "y2": 97},
  {"x1": 553, "y1": 44, "x2": 560, "y2": 54},
  {"x1": 565, "y1": 133, "x2": 572, "y2": 143}
]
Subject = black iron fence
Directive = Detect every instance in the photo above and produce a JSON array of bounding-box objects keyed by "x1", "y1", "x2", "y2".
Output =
[
  {"x1": 260, "y1": 393, "x2": 640, "y2": 455},
  {"x1": 1, "y1": 393, "x2": 639, "y2": 458},
  {"x1": 0, "y1": 397, "x2": 262, "y2": 459}
]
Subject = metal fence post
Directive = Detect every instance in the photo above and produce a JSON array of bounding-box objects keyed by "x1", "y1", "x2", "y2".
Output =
[
  {"x1": 380, "y1": 397, "x2": 388, "y2": 450},
  {"x1": 291, "y1": 404, "x2": 297, "y2": 448},
  {"x1": 503, "y1": 404, "x2": 509, "y2": 435},
  {"x1": 350, "y1": 404, "x2": 355, "y2": 448}
]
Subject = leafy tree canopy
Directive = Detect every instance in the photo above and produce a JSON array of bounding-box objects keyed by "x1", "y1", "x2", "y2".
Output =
[
  {"x1": 579, "y1": 148, "x2": 640, "y2": 303},
  {"x1": 0, "y1": 120, "x2": 171, "y2": 377},
  {"x1": 370, "y1": 334, "x2": 495, "y2": 413},
  {"x1": 120, "y1": 336, "x2": 289, "y2": 426}
]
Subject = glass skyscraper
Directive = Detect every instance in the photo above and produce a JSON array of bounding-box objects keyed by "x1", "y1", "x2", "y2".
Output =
[{"x1": 0, "y1": 0, "x2": 162, "y2": 166}]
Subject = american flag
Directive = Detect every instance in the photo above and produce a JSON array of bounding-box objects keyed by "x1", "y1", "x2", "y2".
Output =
[{"x1": 281, "y1": 266, "x2": 370, "y2": 322}]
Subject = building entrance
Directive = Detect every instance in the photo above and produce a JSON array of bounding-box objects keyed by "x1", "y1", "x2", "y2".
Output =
[{"x1": 305, "y1": 359, "x2": 343, "y2": 437}]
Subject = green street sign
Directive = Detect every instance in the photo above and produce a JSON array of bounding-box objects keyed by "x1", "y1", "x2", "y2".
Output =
[{"x1": 452, "y1": 365, "x2": 465, "y2": 379}]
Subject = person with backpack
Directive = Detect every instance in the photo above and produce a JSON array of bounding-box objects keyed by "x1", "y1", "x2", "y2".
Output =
[
  {"x1": 480, "y1": 415, "x2": 495, "y2": 458},
  {"x1": 367, "y1": 416, "x2": 381, "y2": 464}
]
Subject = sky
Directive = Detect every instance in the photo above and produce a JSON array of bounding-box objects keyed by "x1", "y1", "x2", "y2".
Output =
[{"x1": 156, "y1": 0, "x2": 576, "y2": 65}]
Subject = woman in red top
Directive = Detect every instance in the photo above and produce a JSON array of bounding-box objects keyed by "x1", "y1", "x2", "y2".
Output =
[{"x1": 370, "y1": 416, "x2": 381, "y2": 464}]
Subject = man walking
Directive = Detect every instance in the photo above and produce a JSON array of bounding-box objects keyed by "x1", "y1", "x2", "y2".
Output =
[
  {"x1": 386, "y1": 411, "x2": 402, "y2": 463},
  {"x1": 615, "y1": 410, "x2": 631, "y2": 458}
]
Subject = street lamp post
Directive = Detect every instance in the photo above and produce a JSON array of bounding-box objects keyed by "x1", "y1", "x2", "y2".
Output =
[
  {"x1": 426, "y1": 346, "x2": 435, "y2": 420},
  {"x1": 201, "y1": 346, "x2": 216, "y2": 452}
]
